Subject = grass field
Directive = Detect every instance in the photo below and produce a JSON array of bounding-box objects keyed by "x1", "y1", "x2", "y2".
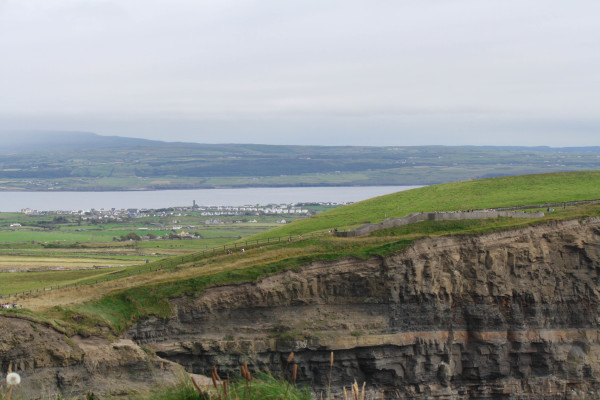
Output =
[
  {"x1": 0, "y1": 267, "x2": 129, "y2": 293},
  {"x1": 0, "y1": 255, "x2": 140, "y2": 270},
  {"x1": 248, "y1": 171, "x2": 600, "y2": 238},
  {"x1": 0, "y1": 208, "x2": 309, "y2": 282},
  {"x1": 0, "y1": 215, "x2": 304, "y2": 296},
  {"x1": 0, "y1": 223, "x2": 281, "y2": 243}
]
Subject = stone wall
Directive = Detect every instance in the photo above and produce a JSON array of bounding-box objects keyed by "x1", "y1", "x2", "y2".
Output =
[{"x1": 340, "y1": 210, "x2": 545, "y2": 237}]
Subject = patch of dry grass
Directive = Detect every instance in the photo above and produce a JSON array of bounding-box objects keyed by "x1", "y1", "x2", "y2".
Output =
[
  {"x1": 14, "y1": 233, "x2": 395, "y2": 313},
  {"x1": 0, "y1": 256, "x2": 140, "y2": 270},
  {"x1": 16, "y1": 244, "x2": 322, "y2": 312}
]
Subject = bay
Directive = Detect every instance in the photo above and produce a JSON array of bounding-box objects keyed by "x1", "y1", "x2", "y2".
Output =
[{"x1": 0, "y1": 186, "x2": 420, "y2": 212}]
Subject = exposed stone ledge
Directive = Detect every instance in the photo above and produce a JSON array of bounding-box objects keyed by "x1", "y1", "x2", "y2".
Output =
[{"x1": 0, "y1": 315, "x2": 184, "y2": 399}]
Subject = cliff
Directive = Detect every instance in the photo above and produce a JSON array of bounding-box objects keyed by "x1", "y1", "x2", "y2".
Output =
[
  {"x1": 0, "y1": 314, "x2": 184, "y2": 398},
  {"x1": 3, "y1": 217, "x2": 600, "y2": 399},
  {"x1": 127, "y1": 217, "x2": 600, "y2": 399}
]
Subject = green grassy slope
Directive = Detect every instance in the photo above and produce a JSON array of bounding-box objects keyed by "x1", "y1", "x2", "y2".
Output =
[{"x1": 250, "y1": 171, "x2": 600, "y2": 238}]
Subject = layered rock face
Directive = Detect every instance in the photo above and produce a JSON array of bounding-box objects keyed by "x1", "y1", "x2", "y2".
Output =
[
  {"x1": 128, "y1": 218, "x2": 600, "y2": 399},
  {"x1": 0, "y1": 314, "x2": 183, "y2": 398}
]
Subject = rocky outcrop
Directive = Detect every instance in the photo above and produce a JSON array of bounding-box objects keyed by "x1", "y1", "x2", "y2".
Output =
[
  {"x1": 127, "y1": 217, "x2": 600, "y2": 399},
  {"x1": 0, "y1": 314, "x2": 184, "y2": 399}
]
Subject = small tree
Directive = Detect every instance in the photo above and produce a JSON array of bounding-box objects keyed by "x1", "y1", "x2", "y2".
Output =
[{"x1": 120, "y1": 232, "x2": 141, "y2": 241}]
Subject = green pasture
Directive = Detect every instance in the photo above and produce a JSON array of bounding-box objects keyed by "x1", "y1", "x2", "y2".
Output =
[
  {"x1": 370, "y1": 203, "x2": 600, "y2": 237},
  {"x1": 0, "y1": 230, "x2": 110, "y2": 243},
  {"x1": 250, "y1": 171, "x2": 600, "y2": 238},
  {"x1": 0, "y1": 215, "x2": 288, "y2": 246},
  {"x1": 0, "y1": 210, "x2": 301, "y2": 297},
  {"x1": 0, "y1": 222, "x2": 280, "y2": 247},
  {"x1": 0, "y1": 252, "x2": 179, "y2": 294},
  {"x1": 139, "y1": 237, "x2": 244, "y2": 250}
]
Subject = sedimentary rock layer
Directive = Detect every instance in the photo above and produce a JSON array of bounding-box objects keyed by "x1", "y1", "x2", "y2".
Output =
[
  {"x1": 128, "y1": 217, "x2": 600, "y2": 399},
  {"x1": 0, "y1": 314, "x2": 183, "y2": 398}
]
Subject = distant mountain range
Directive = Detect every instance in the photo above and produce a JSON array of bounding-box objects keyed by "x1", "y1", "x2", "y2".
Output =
[
  {"x1": 0, "y1": 131, "x2": 599, "y2": 191},
  {"x1": 0, "y1": 131, "x2": 157, "y2": 154}
]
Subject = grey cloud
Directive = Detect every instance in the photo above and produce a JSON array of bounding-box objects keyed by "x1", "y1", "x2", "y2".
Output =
[{"x1": 0, "y1": 0, "x2": 598, "y2": 146}]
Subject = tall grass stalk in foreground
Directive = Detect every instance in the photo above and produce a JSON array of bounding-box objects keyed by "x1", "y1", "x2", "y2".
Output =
[
  {"x1": 327, "y1": 351, "x2": 334, "y2": 400},
  {"x1": 284, "y1": 352, "x2": 298, "y2": 397},
  {"x1": 343, "y1": 380, "x2": 366, "y2": 400}
]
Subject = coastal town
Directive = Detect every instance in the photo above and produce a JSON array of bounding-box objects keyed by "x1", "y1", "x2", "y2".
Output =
[
  {"x1": 6, "y1": 201, "x2": 346, "y2": 242},
  {"x1": 19, "y1": 201, "x2": 342, "y2": 220}
]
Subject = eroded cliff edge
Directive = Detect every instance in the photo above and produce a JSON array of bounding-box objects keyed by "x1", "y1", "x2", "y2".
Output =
[
  {"x1": 0, "y1": 314, "x2": 184, "y2": 398},
  {"x1": 128, "y1": 217, "x2": 600, "y2": 399}
]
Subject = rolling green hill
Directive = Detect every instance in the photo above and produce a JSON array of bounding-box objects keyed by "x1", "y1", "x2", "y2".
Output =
[
  {"x1": 1, "y1": 131, "x2": 600, "y2": 190},
  {"x1": 249, "y1": 170, "x2": 600, "y2": 238}
]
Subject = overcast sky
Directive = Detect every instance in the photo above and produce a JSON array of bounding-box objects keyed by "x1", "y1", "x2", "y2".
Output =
[{"x1": 1, "y1": 1, "x2": 598, "y2": 146}]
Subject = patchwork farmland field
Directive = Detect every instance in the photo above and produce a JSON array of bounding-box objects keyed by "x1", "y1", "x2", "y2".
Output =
[{"x1": 0, "y1": 204, "x2": 333, "y2": 295}]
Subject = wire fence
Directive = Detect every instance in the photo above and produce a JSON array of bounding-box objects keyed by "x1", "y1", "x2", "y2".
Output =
[
  {"x1": 495, "y1": 199, "x2": 600, "y2": 211},
  {"x1": 1, "y1": 231, "x2": 333, "y2": 299}
]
